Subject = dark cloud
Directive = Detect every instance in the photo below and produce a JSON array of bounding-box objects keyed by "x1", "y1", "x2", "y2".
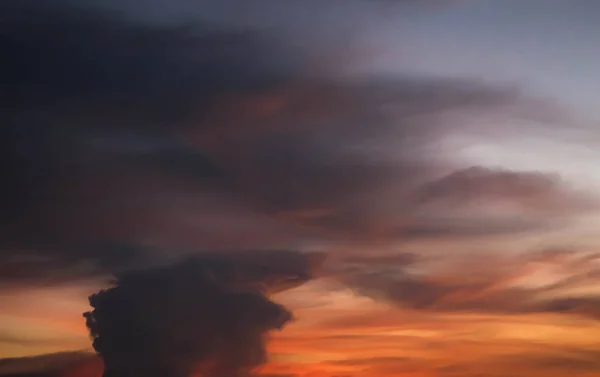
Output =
[
  {"x1": 83, "y1": 251, "x2": 322, "y2": 377},
  {"x1": 2, "y1": 2, "x2": 599, "y2": 377},
  {"x1": 335, "y1": 250, "x2": 600, "y2": 321},
  {"x1": 0, "y1": 243, "x2": 160, "y2": 290},
  {"x1": 415, "y1": 166, "x2": 596, "y2": 213},
  {"x1": 201, "y1": 81, "x2": 522, "y2": 214},
  {"x1": 199, "y1": 89, "x2": 583, "y2": 240},
  {"x1": 0, "y1": 352, "x2": 96, "y2": 377},
  {"x1": 285, "y1": 165, "x2": 593, "y2": 242},
  {"x1": 1, "y1": 0, "x2": 310, "y2": 283},
  {"x1": 0, "y1": 0, "x2": 583, "y2": 289}
]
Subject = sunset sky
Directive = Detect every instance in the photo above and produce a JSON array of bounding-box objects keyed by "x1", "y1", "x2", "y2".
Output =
[{"x1": 2, "y1": 1, "x2": 600, "y2": 377}]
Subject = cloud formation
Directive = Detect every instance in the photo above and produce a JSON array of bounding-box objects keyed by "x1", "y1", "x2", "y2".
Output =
[
  {"x1": 1, "y1": 0, "x2": 559, "y2": 287},
  {"x1": 415, "y1": 166, "x2": 595, "y2": 213},
  {"x1": 83, "y1": 251, "x2": 323, "y2": 377},
  {"x1": 2, "y1": 2, "x2": 600, "y2": 377},
  {"x1": 334, "y1": 248, "x2": 600, "y2": 321}
]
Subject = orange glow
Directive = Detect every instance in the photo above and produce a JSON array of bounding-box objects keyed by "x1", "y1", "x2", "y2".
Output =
[{"x1": 2, "y1": 277, "x2": 600, "y2": 377}]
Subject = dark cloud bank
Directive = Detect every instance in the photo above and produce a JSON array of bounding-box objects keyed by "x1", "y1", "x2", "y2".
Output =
[
  {"x1": 1, "y1": 0, "x2": 585, "y2": 284},
  {"x1": 1, "y1": 1, "x2": 599, "y2": 377}
]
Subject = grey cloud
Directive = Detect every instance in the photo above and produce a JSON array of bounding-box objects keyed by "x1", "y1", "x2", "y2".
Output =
[
  {"x1": 84, "y1": 251, "x2": 323, "y2": 377},
  {"x1": 0, "y1": 243, "x2": 160, "y2": 289},
  {"x1": 336, "y1": 250, "x2": 600, "y2": 321},
  {"x1": 0, "y1": 351, "x2": 96, "y2": 376},
  {"x1": 0, "y1": 0, "x2": 581, "y2": 289},
  {"x1": 1, "y1": 0, "x2": 307, "y2": 282},
  {"x1": 414, "y1": 166, "x2": 597, "y2": 213}
]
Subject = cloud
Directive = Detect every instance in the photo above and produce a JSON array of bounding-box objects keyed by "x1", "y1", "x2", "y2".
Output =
[
  {"x1": 5, "y1": 347, "x2": 600, "y2": 377},
  {"x1": 414, "y1": 166, "x2": 596, "y2": 213},
  {"x1": 327, "y1": 356, "x2": 425, "y2": 374},
  {"x1": 0, "y1": 351, "x2": 96, "y2": 376},
  {"x1": 83, "y1": 251, "x2": 323, "y2": 377},
  {"x1": 495, "y1": 350, "x2": 600, "y2": 373},
  {"x1": 2, "y1": 2, "x2": 600, "y2": 377},
  {"x1": 433, "y1": 349, "x2": 600, "y2": 377},
  {"x1": 368, "y1": 166, "x2": 599, "y2": 241},
  {"x1": 288, "y1": 165, "x2": 594, "y2": 243},
  {"x1": 335, "y1": 248, "x2": 600, "y2": 321},
  {"x1": 0, "y1": 0, "x2": 585, "y2": 291}
]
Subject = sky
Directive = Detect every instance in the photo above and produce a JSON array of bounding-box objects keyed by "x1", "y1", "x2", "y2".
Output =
[{"x1": 2, "y1": 1, "x2": 600, "y2": 377}]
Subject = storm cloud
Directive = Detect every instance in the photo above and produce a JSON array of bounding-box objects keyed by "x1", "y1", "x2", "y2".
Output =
[
  {"x1": 2, "y1": 1, "x2": 600, "y2": 377},
  {"x1": 0, "y1": 0, "x2": 592, "y2": 290},
  {"x1": 83, "y1": 251, "x2": 323, "y2": 377},
  {"x1": 2, "y1": 0, "x2": 597, "y2": 337}
]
